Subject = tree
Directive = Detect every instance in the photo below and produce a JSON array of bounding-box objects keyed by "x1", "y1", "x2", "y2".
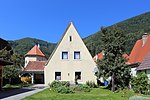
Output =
[
  {"x1": 96, "y1": 26, "x2": 131, "y2": 92},
  {"x1": 0, "y1": 49, "x2": 22, "y2": 84}
]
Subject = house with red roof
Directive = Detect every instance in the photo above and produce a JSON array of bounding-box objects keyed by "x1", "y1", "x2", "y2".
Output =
[
  {"x1": 129, "y1": 33, "x2": 150, "y2": 78},
  {"x1": 22, "y1": 45, "x2": 47, "y2": 84},
  {"x1": 93, "y1": 51, "x2": 129, "y2": 62}
]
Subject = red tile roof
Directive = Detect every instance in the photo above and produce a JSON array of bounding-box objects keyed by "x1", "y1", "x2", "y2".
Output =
[
  {"x1": 24, "y1": 61, "x2": 46, "y2": 71},
  {"x1": 128, "y1": 35, "x2": 150, "y2": 64},
  {"x1": 137, "y1": 53, "x2": 150, "y2": 70},
  {"x1": 93, "y1": 52, "x2": 129, "y2": 62},
  {"x1": 25, "y1": 45, "x2": 45, "y2": 57}
]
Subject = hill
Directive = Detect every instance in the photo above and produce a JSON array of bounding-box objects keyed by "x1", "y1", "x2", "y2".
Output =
[
  {"x1": 8, "y1": 38, "x2": 56, "y2": 58},
  {"x1": 84, "y1": 12, "x2": 150, "y2": 56}
]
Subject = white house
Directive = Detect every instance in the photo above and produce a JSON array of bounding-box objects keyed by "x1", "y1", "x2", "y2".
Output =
[{"x1": 44, "y1": 22, "x2": 97, "y2": 85}]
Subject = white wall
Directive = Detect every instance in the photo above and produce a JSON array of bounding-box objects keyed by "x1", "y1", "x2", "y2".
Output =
[{"x1": 44, "y1": 23, "x2": 97, "y2": 85}]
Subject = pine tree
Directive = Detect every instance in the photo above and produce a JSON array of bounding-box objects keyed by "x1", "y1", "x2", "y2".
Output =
[{"x1": 96, "y1": 26, "x2": 131, "y2": 92}]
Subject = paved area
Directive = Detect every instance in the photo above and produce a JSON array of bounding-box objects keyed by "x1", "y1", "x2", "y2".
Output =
[{"x1": 0, "y1": 84, "x2": 48, "y2": 100}]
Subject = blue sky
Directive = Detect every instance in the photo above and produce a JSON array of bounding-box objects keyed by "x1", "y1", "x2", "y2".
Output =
[{"x1": 0, "y1": 0, "x2": 149, "y2": 43}]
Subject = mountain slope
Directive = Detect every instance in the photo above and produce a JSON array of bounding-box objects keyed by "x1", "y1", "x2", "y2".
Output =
[
  {"x1": 84, "y1": 12, "x2": 150, "y2": 56},
  {"x1": 8, "y1": 38, "x2": 56, "y2": 58}
]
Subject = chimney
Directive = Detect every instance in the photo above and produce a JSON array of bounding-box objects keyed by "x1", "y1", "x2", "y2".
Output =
[
  {"x1": 142, "y1": 33, "x2": 148, "y2": 47},
  {"x1": 37, "y1": 44, "x2": 40, "y2": 48}
]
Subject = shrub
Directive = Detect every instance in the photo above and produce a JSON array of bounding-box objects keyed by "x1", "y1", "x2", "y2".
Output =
[
  {"x1": 131, "y1": 72, "x2": 149, "y2": 94},
  {"x1": 49, "y1": 80, "x2": 62, "y2": 88},
  {"x1": 56, "y1": 86, "x2": 74, "y2": 94},
  {"x1": 73, "y1": 84, "x2": 91, "y2": 92},
  {"x1": 86, "y1": 81, "x2": 98, "y2": 88},
  {"x1": 49, "y1": 81, "x2": 72, "y2": 93},
  {"x1": 61, "y1": 81, "x2": 70, "y2": 87},
  {"x1": 49, "y1": 81, "x2": 70, "y2": 88}
]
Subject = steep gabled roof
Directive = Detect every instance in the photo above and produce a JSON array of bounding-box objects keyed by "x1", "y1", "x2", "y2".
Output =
[
  {"x1": 129, "y1": 35, "x2": 150, "y2": 64},
  {"x1": 137, "y1": 53, "x2": 150, "y2": 70},
  {"x1": 24, "y1": 61, "x2": 46, "y2": 71},
  {"x1": 25, "y1": 45, "x2": 45, "y2": 57},
  {"x1": 45, "y1": 22, "x2": 73, "y2": 65}
]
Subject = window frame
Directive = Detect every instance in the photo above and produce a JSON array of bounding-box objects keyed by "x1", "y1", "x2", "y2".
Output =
[
  {"x1": 74, "y1": 51, "x2": 80, "y2": 59},
  {"x1": 75, "y1": 72, "x2": 81, "y2": 80},
  {"x1": 62, "y1": 51, "x2": 68, "y2": 60},
  {"x1": 55, "y1": 72, "x2": 61, "y2": 80}
]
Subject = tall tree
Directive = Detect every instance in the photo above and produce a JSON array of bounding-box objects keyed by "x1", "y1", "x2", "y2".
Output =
[
  {"x1": 0, "y1": 49, "x2": 22, "y2": 84},
  {"x1": 96, "y1": 26, "x2": 131, "y2": 92}
]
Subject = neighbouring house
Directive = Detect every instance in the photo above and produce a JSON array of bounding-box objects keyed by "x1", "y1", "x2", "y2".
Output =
[
  {"x1": 44, "y1": 22, "x2": 97, "y2": 85},
  {"x1": 136, "y1": 53, "x2": 150, "y2": 79},
  {"x1": 22, "y1": 45, "x2": 47, "y2": 84},
  {"x1": 128, "y1": 33, "x2": 150, "y2": 77},
  {"x1": 93, "y1": 51, "x2": 129, "y2": 62},
  {"x1": 93, "y1": 51, "x2": 129, "y2": 85}
]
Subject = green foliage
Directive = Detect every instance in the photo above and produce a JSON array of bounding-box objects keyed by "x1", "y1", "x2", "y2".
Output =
[
  {"x1": 131, "y1": 72, "x2": 150, "y2": 94},
  {"x1": 49, "y1": 81, "x2": 72, "y2": 93},
  {"x1": 84, "y1": 12, "x2": 150, "y2": 56},
  {"x1": 49, "y1": 80, "x2": 61, "y2": 88},
  {"x1": 96, "y1": 26, "x2": 131, "y2": 91},
  {"x1": 61, "y1": 81, "x2": 70, "y2": 87},
  {"x1": 23, "y1": 88, "x2": 150, "y2": 100},
  {"x1": 3, "y1": 84, "x2": 22, "y2": 89},
  {"x1": 73, "y1": 84, "x2": 91, "y2": 92},
  {"x1": 86, "y1": 81, "x2": 98, "y2": 88},
  {"x1": 56, "y1": 86, "x2": 74, "y2": 94},
  {"x1": 49, "y1": 81, "x2": 70, "y2": 88},
  {"x1": 8, "y1": 37, "x2": 56, "y2": 58},
  {"x1": 0, "y1": 45, "x2": 23, "y2": 84}
]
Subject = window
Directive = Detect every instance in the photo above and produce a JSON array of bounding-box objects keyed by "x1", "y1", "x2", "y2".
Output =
[
  {"x1": 75, "y1": 72, "x2": 81, "y2": 80},
  {"x1": 74, "y1": 51, "x2": 80, "y2": 59},
  {"x1": 55, "y1": 72, "x2": 61, "y2": 80},
  {"x1": 62, "y1": 52, "x2": 68, "y2": 59},
  {"x1": 69, "y1": 36, "x2": 72, "y2": 42}
]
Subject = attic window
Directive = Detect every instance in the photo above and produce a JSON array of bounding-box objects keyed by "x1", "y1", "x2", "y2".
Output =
[{"x1": 69, "y1": 36, "x2": 72, "y2": 42}]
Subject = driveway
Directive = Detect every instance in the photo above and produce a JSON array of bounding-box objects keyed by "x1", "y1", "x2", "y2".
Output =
[{"x1": 0, "y1": 84, "x2": 48, "y2": 100}]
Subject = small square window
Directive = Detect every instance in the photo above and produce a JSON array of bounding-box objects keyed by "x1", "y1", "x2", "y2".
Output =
[
  {"x1": 75, "y1": 72, "x2": 81, "y2": 80},
  {"x1": 62, "y1": 52, "x2": 68, "y2": 59},
  {"x1": 55, "y1": 72, "x2": 61, "y2": 80},
  {"x1": 74, "y1": 51, "x2": 80, "y2": 59}
]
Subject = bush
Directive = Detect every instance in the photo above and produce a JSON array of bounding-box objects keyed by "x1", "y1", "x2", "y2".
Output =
[
  {"x1": 86, "y1": 81, "x2": 98, "y2": 88},
  {"x1": 49, "y1": 81, "x2": 72, "y2": 93},
  {"x1": 61, "y1": 81, "x2": 70, "y2": 87},
  {"x1": 131, "y1": 72, "x2": 149, "y2": 94},
  {"x1": 74, "y1": 84, "x2": 91, "y2": 92},
  {"x1": 49, "y1": 81, "x2": 62, "y2": 88},
  {"x1": 56, "y1": 86, "x2": 74, "y2": 94},
  {"x1": 49, "y1": 81, "x2": 70, "y2": 88}
]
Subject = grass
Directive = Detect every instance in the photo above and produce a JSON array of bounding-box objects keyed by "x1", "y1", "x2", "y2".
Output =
[
  {"x1": 3, "y1": 84, "x2": 22, "y2": 89},
  {"x1": 23, "y1": 88, "x2": 150, "y2": 100}
]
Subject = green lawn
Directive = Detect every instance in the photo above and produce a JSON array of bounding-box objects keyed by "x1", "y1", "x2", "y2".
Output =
[{"x1": 22, "y1": 88, "x2": 150, "y2": 100}]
